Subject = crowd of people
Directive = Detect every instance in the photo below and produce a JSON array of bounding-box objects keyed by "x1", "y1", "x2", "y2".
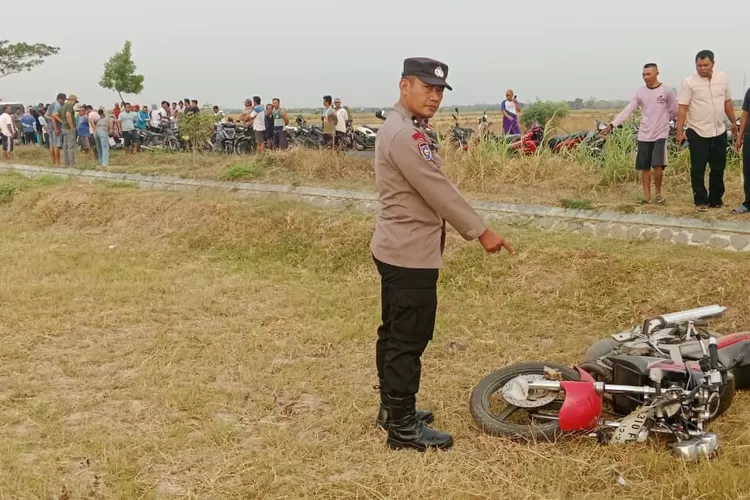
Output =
[
  {"x1": 0, "y1": 93, "x2": 357, "y2": 163},
  {"x1": 0, "y1": 95, "x2": 208, "y2": 166}
]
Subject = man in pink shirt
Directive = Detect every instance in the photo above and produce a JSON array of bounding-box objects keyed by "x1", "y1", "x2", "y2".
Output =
[{"x1": 605, "y1": 63, "x2": 677, "y2": 204}]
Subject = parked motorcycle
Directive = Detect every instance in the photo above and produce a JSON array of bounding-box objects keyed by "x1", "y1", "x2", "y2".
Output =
[
  {"x1": 139, "y1": 123, "x2": 181, "y2": 153},
  {"x1": 290, "y1": 115, "x2": 324, "y2": 148},
  {"x1": 348, "y1": 117, "x2": 378, "y2": 151},
  {"x1": 547, "y1": 120, "x2": 609, "y2": 154},
  {"x1": 508, "y1": 120, "x2": 545, "y2": 155},
  {"x1": 447, "y1": 108, "x2": 475, "y2": 150},
  {"x1": 470, "y1": 305, "x2": 750, "y2": 460},
  {"x1": 232, "y1": 124, "x2": 257, "y2": 154}
]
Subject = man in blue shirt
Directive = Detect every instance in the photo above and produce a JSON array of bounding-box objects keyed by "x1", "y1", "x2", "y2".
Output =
[{"x1": 20, "y1": 108, "x2": 38, "y2": 145}]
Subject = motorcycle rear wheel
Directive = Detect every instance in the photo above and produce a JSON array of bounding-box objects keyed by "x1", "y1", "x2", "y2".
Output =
[{"x1": 470, "y1": 362, "x2": 580, "y2": 441}]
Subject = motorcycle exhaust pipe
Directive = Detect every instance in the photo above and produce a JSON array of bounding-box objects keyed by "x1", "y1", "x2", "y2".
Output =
[
  {"x1": 527, "y1": 380, "x2": 657, "y2": 395},
  {"x1": 657, "y1": 305, "x2": 726, "y2": 327}
]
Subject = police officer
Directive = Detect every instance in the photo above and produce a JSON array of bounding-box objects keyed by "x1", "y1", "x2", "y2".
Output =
[{"x1": 371, "y1": 57, "x2": 513, "y2": 451}]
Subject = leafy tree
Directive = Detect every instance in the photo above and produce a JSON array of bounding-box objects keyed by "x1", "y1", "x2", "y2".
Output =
[
  {"x1": 520, "y1": 100, "x2": 569, "y2": 128},
  {"x1": 0, "y1": 40, "x2": 60, "y2": 79},
  {"x1": 99, "y1": 41, "x2": 145, "y2": 103}
]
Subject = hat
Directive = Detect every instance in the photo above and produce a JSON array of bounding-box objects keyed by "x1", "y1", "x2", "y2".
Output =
[
  {"x1": 68, "y1": 94, "x2": 78, "y2": 103},
  {"x1": 402, "y1": 57, "x2": 452, "y2": 90}
]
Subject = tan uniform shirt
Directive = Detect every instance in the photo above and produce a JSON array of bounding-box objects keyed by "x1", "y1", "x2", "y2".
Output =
[
  {"x1": 370, "y1": 102, "x2": 487, "y2": 269},
  {"x1": 678, "y1": 70, "x2": 732, "y2": 138}
]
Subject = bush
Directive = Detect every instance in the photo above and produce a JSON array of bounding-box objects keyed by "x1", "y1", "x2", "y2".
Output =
[
  {"x1": 520, "y1": 100, "x2": 569, "y2": 129},
  {"x1": 177, "y1": 111, "x2": 216, "y2": 153}
]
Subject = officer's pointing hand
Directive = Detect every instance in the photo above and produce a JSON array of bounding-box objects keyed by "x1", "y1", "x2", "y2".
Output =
[{"x1": 478, "y1": 228, "x2": 513, "y2": 254}]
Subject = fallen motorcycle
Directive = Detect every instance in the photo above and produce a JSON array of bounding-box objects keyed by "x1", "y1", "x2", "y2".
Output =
[{"x1": 470, "y1": 305, "x2": 750, "y2": 460}]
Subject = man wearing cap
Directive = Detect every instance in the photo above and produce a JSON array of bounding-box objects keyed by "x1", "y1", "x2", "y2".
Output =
[
  {"x1": 371, "y1": 57, "x2": 513, "y2": 451},
  {"x1": 57, "y1": 94, "x2": 78, "y2": 166},
  {"x1": 45, "y1": 93, "x2": 66, "y2": 165}
]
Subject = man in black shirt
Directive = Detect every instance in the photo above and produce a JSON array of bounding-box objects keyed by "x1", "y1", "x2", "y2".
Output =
[{"x1": 734, "y1": 89, "x2": 750, "y2": 214}]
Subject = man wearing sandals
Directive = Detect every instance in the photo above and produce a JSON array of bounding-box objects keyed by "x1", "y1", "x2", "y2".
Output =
[
  {"x1": 676, "y1": 50, "x2": 738, "y2": 212},
  {"x1": 606, "y1": 63, "x2": 676, "y2": 205},
  {"x1": 734, "y1": 88, "x2": 750, "y2": 215}
]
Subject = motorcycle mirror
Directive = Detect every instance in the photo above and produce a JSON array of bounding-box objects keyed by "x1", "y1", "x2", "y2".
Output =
[{"x1": 454, "y1": 107, "x2": 459, "y2": 114}]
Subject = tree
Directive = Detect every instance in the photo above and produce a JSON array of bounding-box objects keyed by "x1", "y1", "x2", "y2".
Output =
[
  {"x1": 99, "y1": 41, "x2": 145, "y2": 103},
  {"x1": 0, "y1": 40, "x2": 60, "y2": 79}
]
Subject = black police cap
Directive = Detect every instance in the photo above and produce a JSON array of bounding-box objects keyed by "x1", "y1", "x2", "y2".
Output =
[{"x1": 401, "y1": 57, "x2": 452, "y2": 91}]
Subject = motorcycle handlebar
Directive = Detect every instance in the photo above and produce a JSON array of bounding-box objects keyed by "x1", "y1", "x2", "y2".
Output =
[{"x1": 709, "y1": 337, "x2": 719, "y2": 370}]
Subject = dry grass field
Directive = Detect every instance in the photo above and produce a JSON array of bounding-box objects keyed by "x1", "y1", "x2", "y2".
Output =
[
  {"x1": 6, "y1": 125, "x2": 747, "y2": 223},
  {"x1": 296, "y1": 109, "x2": 615, "y2": 136},
  {"x1": 2, "y1": 172, "x2": 750, "y2": 498}
]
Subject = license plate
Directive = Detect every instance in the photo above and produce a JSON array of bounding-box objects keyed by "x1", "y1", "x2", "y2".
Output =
[{"x1": 611, "y1": 405, "x2": 654, "y2": 444}]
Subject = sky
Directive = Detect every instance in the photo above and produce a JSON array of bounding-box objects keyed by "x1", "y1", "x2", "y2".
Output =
[{"x1": 1, "y1": 0, "x2": 749, "y2": 110}]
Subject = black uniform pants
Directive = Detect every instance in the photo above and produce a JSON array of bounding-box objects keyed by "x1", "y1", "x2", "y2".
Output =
[
  {"x1": 743, "y1": 138, "x2": 750, "y2": 210},
  {"x1": 686, "y1": 128, "x2": 727, "y2": 206},
  {"x1": 374, "y1": 256, "x2": 438, "y2": 398}
]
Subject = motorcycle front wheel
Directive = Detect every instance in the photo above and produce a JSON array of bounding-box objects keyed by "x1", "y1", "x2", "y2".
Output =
[{"x1": 470, "y1": 362, "x2": 581, "y2": 441}]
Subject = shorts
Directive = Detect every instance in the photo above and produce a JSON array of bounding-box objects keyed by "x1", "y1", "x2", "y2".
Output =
[
  {"x1": 78, "y1": 136, "x2": 91, "y2": 150},
  {"x1": 51, "y1": 130, "x2": 62, "y2": 148},
  {"x1": 636, "y1": 139, "x2": 667, "y2": 171},
  {"x1": 1, "y1": 133, "x2": 13, "y2": 152},
  {"x1": 123, "y1": 130, "x2": 140, "y2": 148},
  {"x1": 254, "y1": 130, "x2": 266, "y2": 144}
]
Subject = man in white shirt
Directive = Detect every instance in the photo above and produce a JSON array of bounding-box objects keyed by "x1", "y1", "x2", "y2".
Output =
[
  {"x1": 333, "y1": 97, "x2": 349, "y2": 149},
  {"x1": 249, "y1": 96, "x2": 266, "y2": 153},
  {"x1": 676, "y1": 49, "x2": 738, "y2": 211},
  {"x1": 0, "y1": 104, "x2": 16, "y2": 159},
  {"x1": 149, "y1": 105, "x2": 162, "y2": 130},
  {"x1": 501, "y1": 89, "x2": 521, "y2": 135}
]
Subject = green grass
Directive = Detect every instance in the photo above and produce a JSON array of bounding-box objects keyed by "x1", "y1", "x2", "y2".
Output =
[
  {"x1": 219, "y1": 159, "x2": 270, "y2": 181},
  {"x1": 1, "y1": 173, "x2": 750, "y2": 498},
  {"x1": 0, "y1": 183, "x2": 17, "y2": 204},
  {"x1": 560, "y1": 199, "x2": 594, "y2": 210}
]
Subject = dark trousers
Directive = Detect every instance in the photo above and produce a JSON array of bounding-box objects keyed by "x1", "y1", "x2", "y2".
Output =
[
  {"x1": 374, "y1": 256, "x2": 439, "y2": 398},
  {"x1": 273, "y1": 127, "x2": 288, "y2": 149},
  {"x1": 686, "y1": 128, "x2": 727, "y2": 206},
  {"x1": 743, "y1": 139, "x2": 750, "y2": 210}
]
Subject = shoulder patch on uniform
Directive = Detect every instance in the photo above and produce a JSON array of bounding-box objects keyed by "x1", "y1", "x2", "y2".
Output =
[{"x1": 418, "y1": 141, "x2": 433, "y2": 161}]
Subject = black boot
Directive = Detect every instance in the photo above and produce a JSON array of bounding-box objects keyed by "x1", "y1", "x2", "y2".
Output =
[
  {"x1": 385, "y1": 394, "x2": 453, "y2": 451},
  {"x1": 375, "y1": 380, "x2": 434, "y2": 429}
]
